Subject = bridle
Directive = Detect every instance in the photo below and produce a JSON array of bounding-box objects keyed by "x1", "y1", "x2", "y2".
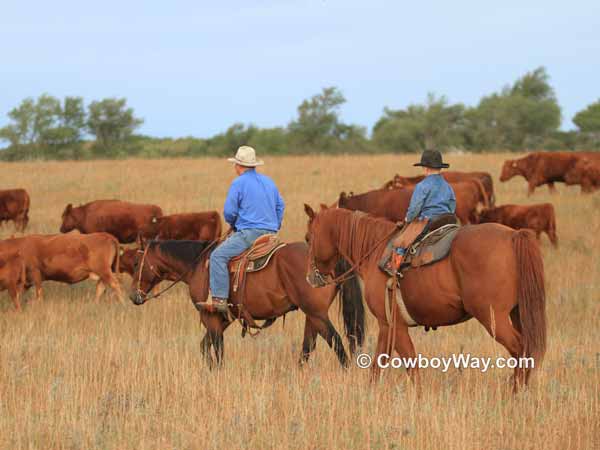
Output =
[{"x1": 134, "y1": 238, "x2": 221, "y2": 302}]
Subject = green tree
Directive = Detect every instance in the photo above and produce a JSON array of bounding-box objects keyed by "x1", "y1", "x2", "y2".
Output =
[
  {"x1": 573, "y1": 99, "x2": 600, "y2": 133},
  {"x1": 289, "y1": 87, "x2": 348, "y2": 150},
  {"x1": 0, "y1": 98, "x2": 37, "y2": 146},
  {"x1": 87, "y1": 98, "x2": 143, "y2": 153},
  {"x1": 373, "y1": 93, "x2": 466, "y2": 152},
  {"x1": 465, "y1": 67, "x2": 561, "y2": 150}
]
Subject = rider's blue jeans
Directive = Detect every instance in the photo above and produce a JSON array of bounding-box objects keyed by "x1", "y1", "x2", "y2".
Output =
[{"x1": 209, "y1": 228, "x2": 273, "y2": 299}]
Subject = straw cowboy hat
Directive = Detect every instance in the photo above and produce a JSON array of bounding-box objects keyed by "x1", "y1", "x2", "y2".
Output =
[
  {"x1": 227, "y1": 146, "x2": 264, "y2": 167},
  {"x1": 413, "y1": 149, "x2": 450, "y2": 169}
]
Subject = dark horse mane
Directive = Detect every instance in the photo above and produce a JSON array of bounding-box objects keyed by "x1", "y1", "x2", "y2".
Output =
[{"x1": 151, "y1": 240, "x2": 212, "y2": 267}]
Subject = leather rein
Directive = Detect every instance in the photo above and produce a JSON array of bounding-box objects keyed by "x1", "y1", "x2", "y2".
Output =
[
  {"x1": 135, "y1": 238, "x2": 221, "y2": 301},
  {"x1": 309, "y1": 212, "x2": 401, "y2": 286}
]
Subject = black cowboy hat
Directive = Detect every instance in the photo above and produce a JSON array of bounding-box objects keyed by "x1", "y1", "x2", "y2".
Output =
[{"x1": 413, "y1": 149, "x2": 450, "y2": 169}]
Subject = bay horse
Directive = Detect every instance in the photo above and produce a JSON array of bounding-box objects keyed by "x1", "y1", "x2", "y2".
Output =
[
  {"x1": 128, "y1": 240, "x2": 364, "y2": 368},
  {"x1": 304, "y1": 206, "x2": 547, "y2": 391}
]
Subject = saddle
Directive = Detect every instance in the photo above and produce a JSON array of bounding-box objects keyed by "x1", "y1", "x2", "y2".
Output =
[
  {"x1": 379, "y1": 214, "x2": 460, "y2": 276},
  {"x1": 228, "y1": 234, "x2": 286, "y2": 292}
]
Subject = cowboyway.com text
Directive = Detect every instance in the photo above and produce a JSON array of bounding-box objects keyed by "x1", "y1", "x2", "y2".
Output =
[{"x1": 355, "y1": 352, "x2": 535, "y2": 372}]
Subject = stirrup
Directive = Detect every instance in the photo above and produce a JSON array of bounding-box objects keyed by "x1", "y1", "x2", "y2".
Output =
[{"x1": 194, "y1": 299, "x2": 230, "y2": 314}]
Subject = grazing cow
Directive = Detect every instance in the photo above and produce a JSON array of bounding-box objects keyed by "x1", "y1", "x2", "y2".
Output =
[
  {"x1": 477, "y1": 203, "x2": 558, "y2": 246},
  {"x1": 337, "y1": 180, "x2": 488, "y2": 224},
  {"x1": 500, "y1": 151, "x2": 600, "y2": 195},
  {"x1": 0, "y1": 232, "x2": 123, "y2": 302},
  {"x1": 140, "y1": 211, "x2": 222, "y2": 241},
  {"x1": 60, "y1": 199, "x2": 163, "y2": 243},
  {"x1": 383, "y1": 171, "x2": 495, "y2": 205},
  {"x1": 0, "y1": 252, "x2": 26, "y2": 311},
  {"x1": 0, "y1": 189, "x2": 30, "y2": 232},
  {"x1": 565, "y1": 158, "x2": 600, "y2": 193}
]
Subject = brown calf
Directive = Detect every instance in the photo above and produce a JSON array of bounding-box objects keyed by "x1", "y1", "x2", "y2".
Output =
[
  {"x1": 0, "y1": 232, "x2": 123, "y2": 302},
  {"x1": 477, "y1": 203, "x2": 557, "y2": 246}
]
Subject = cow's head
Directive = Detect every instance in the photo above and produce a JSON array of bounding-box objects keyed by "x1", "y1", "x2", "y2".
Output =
[
  {"x1": 60, "y1": 204, "x2": 83, "y2": 233},
  {"x1": 140, "y1": 216, "x2": 163, "y2": 239},
  {"x1": 500, "y1": 159, "x2": 524, "y2": 182}
]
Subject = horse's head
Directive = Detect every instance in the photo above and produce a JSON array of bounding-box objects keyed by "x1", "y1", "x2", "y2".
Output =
[
  {"x1": 129, "y1": 240, "x2": 162, "y2": 305},
  {"x1": 304, "y1": 204, "x2": 340, "y2": 288}
]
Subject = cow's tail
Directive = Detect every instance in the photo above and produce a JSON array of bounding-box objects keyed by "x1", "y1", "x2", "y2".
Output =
[
  {"x1": 111, "y1": 237, "x2": 120, "y2": 274},
  {"x1": 473, "y1": 179, "x2": 490, "y2": 209},
  {"x1": 546, "y1": 204, "x2": 558, "y2": 247},
  {"x1": 512, "y1": 230, "x2": 547, "y2": 373}
]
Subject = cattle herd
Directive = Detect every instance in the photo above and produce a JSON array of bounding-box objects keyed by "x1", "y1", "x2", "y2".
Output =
[{"x1": 0, "y1": 150, "x2": 598, "y2": 312}]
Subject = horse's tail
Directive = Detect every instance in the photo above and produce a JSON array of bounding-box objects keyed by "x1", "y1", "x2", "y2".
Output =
[
  {"x1": 335, "y1": 258, "x2": 365, "y2": 355},
  {"x1": 512, "y1": 229, "x2": 547, "y2": 366}
]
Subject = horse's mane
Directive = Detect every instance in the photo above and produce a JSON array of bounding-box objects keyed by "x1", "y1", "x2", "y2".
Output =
[
  {"x1": 321, "y1": 209, "x2": 397, "y2": 262},
  {"x1": 153, "y1": 240, "x2": 211, "y2": 267}
]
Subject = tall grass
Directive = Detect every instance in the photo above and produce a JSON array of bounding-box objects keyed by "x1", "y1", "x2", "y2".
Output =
[{"x1": 0, "y1": 154, "x2": 598, "y2": 449}]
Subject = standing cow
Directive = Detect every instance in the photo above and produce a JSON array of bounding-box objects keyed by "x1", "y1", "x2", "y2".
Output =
[
  {"x1": 0, "y1": 252, "x2": 27, "y2": 310},
  {"x1": 60, "y1": 199, "x2": 163, "y2": 243},
  {"x1": 140, "y1": 211, "x2": 222, "y2": 241},
  {"x1": 500, "y1": 151, "x2": 600, "y2": 195},
  {"x1": 0, "y1": 189, "x2": 30, "y2": 232},
  {"x1": 477, "y1": 203, "x2": 558, "y2": 247},
  {"x1": 565, "y1": 158, "x2": 600, "y2": 193},
  {"x1": 0, "y1": 232, "x2": 123, "y2": 303},
  {"x1": 383, "y1": 171, "x2": 495, "y2": 205}
]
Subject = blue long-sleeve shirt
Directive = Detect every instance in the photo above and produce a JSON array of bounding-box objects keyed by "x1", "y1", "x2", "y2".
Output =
[
  {"x1": 223, "y1": 169, "x2": 285, "y2": 232},
  {"x1": 405, "y1": 174, "x2": 456, "y2": 222}
]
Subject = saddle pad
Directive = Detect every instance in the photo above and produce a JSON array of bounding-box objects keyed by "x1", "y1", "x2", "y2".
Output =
[
  {"x1": 229, "y1": 242, "x2": 287, "y2": 274},
  {"x1": 404, "y1": 224, "x2": 460, "y2": 269}
]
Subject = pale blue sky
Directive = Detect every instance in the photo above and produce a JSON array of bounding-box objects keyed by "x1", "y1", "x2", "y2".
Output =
[{"x1": 1, "y1": 0, "x2": 599, "y2": 137}]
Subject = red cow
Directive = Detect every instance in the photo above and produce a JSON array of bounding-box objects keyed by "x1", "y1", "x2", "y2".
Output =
[
  {"x1": 140, "y1": 211, "x2": 222, "y2": 241},
  {"x1": 0, "y1": 232, "x2": 123, "y2": 302},
  {"x1": 0, "y1": 189, "x2": 30, "y2": 232},
  {"x1": 0, "y1": 252, "x2": 26, "y2": 310},
  {"x1": 500, "y1": 151, "x2": 600, "y2": 195},
  {"x1": 565, "y1": 158, "x2": 600, "y2": 193},
  {"x1": 477, "y1": 203, "x2": 557, "y2": 246},
  {"x1": 60, "y1": 199, "x2": 163, "y2": 243},
  {"x1": 382, "y1": 171, "x2": 495, "y2": 205}
]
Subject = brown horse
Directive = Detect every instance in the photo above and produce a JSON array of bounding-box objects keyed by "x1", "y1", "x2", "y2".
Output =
[
  {"x1": 304, "y1": 206, "x2": 547, "y2": 391},
  {"x1": 128, "y1": 240, "x2": 365, "y2": 368}
]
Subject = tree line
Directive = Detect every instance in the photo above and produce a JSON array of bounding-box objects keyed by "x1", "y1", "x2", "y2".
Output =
[{"x1": 1, "y1": 67, "x2": 599, "y2": 161}]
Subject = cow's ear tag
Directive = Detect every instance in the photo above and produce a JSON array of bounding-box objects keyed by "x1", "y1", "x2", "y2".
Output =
[
  {"x1": 119, "y1": 248, "x2": 124, "y2": 256},
  {"x1": 152, "y1": 217, "x2": 158, "y2": 223}
]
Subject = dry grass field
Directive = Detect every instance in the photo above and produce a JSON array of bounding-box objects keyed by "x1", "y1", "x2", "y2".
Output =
[{"x1": 0, "y1": 154, "x2": 598, "y2": 450}]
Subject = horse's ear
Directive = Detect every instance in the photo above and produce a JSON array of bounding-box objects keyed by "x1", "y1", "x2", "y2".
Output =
[
  {"x1": 319, "y1": 203, "x2": 328, "y2": 211},
  {"x1": 304, "y1": 203, "x2": 315, "y2": 219}
]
